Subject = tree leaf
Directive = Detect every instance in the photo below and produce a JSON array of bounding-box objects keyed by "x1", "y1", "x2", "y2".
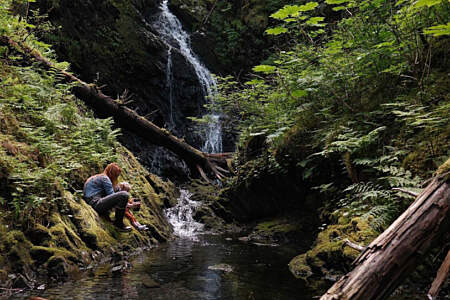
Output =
[
  {"x1": 291, "y1": 89, "x2": 307, "y2": 98},
  {"x1": 325, "y1": 0, "x2": 349, "y2": 4},
  {"x1": 270, "y1": 5, "x2": 301, "y2": 20},
  {"x1": 298, "y1": 2, "x2": 319, "y2": 11},
  {"x1": 252, "y1": 65, "x2": 276, "y2": 74},
  {"x1": 265, "y1": 26, "x2": 288, "y2": 35},
  {"x1": 245, "y1": 79, "x2": 265, "y2": 85},
  {"x1": 412, "y1": 0, "x2": 442, "y2": 8},
  {"x1": 423, "y1": 22, "x2": 450, "y2": 36},
  {"x1": 307, "y1": 17, "x2": 325, "y2": 26}
]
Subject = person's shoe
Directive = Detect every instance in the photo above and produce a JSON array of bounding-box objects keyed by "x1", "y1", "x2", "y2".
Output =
[
  {"x1": 132, "y1": 221, "x2": 148, "y2": 231},
  {"x1": 114, "y1": 222, "x2": 132, "y2": 232}
]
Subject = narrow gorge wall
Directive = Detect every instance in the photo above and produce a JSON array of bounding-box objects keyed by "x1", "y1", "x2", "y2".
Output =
[{"x1": 34, "y1": 0, "x2": 213, "y2": 179}]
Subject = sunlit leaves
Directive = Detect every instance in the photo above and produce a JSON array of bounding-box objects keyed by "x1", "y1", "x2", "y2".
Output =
[
  {"x1": 265, "y1": 26, "x2": 288, "y2": 35},
  {"x1": 245, "y1": 79, "x2": 265, "y2": 85},
  {"x1": 270, "y1": 5, "x2": 302, "y2": 20},
  {"x1": 252, "y1": 64, "x2": 276, "y2": 74},
  {"x1": 270, "y1": 2, "x2": 318, "y2": 20},
  {"x1": 298, "y1": 2, "x2": 319, "y2": 12},
  {"x1": 306, "y1": 17, "x2": 325, "y2": 27},
  {"x1": 325, "y1": 0, "x2": 349, "y2": 4},
  {"x1": 412, "y1": 0, "x2": 443, "y2": 8},
  {"x1": 424, "y1": 22, "x2": 450, "y2": 36}
]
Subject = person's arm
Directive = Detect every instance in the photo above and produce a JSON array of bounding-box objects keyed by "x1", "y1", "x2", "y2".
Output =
[{"x1": 101, "y1": 175, "x2": 115, "y2": 196}]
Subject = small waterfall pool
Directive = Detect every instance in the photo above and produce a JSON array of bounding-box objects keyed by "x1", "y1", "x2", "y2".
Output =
[
  {"x1": 14, "y1": 188, "x2": 318, "y2": 299},
  {"x1": 18, "y1": 235, "x2": 316, "y2": 300}
]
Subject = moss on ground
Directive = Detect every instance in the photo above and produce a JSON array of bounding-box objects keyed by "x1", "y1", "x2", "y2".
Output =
[
  {"x1": 289, "y1": 217, "x2": 378, "y2": 280},
  {"x1": 0, "y1": 145, "x2": 174, "y2": 283},
  {"x1": 248, "y1": 218, "x2": 302, "y2": 243},
  {"x1": 436, "y1": 158, "x2": 450, "y2": 176}
]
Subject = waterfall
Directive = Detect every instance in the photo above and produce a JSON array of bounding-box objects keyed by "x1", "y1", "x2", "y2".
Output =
[
  {"x1": 166, "y1": 47, "x2": 175, "y2": 128},
  {"x1": 165, "y1": 189, "x2": 204, "y2": 238},
  {"x1": 153, "y1": 0, "x2": 222, "y2": 153}
]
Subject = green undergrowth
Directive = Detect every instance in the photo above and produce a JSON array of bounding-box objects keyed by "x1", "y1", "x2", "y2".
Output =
[
  {"x1": 213, "y1": 0, "x2": 450, "y2": 282},
  {"x1": 0, "y1": 0, "x2": 174, "y2": 285}
]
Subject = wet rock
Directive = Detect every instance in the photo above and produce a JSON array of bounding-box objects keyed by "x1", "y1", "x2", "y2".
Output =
[
  {"x1": 30, "y1": 246, "x2": 55, "y2": 266},
  {"x1": 26, "y1": 225, "x2": 51, "y2": 246},
  {"x1": 0, "y1": 269, "x2": 7, "y2": 282},
  {"x1": 141, "y1": 275, "x2": 160, "y2": 288},
  {"x1": 111, "y1": 261, "x2": 131, "y2": 274},
  {"x1": 208, "y1": 264, "x2": 233, "y2": 273},
  {"x1": 252, "y1": 242, "x2": 279, "y2": 247},
  {"x1": 46, "y1": 256, "x2": 69, "y2": 279},
  {"x1": 12, "y1": 273, "x2": 32, "y2": 289},
  {"x1": 80, "y1": 231, "x2": 99, "y2": 250},
  {"x1": 324, "y1": 273, "x2": 340, "y2": 282}
]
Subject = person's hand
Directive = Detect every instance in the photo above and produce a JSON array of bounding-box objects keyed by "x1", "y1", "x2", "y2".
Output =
[
  {"x1": 127, "y1": 199, "x2": 141, "y2": 210},
  {"x1": 119, "y1": 182, "x2": 131, "y2": 192}
]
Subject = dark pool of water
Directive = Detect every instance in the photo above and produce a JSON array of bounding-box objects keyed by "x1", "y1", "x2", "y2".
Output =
[{"x1": 18, "y1": 235, "x2": 323, "y2": 300}]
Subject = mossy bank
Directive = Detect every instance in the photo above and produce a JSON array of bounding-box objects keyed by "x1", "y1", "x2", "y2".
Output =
[{"x1": 0, "y1": 4, "x2": 176, "y2": 290}]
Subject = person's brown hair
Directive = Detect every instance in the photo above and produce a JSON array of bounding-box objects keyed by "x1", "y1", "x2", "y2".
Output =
[{"x1": 103, "y1": 163, "x2": 121, "y2": 188}]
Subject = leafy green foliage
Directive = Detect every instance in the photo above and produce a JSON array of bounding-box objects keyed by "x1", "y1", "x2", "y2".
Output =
[
  {"x1": 0, "y1": 1, "x2": 120, "y2": 225},
  {"x1": 424, "y1": 22, "x2": 450, "y2": 36},
  {"x1": 215, "y1": 0, "x2": 449, "y2": 232}
]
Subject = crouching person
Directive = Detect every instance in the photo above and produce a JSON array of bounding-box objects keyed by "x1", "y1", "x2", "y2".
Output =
[
  {"x1": 118, "y1": 182, "x2": 148, "y2": 232},
  {"x1": 83, "y1": 163, "x2": 132, "y2": 232}
]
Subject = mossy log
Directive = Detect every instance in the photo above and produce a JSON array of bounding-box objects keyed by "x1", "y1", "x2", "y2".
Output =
[
  {"x1": 321, "y1": 172, "x2": 450, "y2": 300},
  {"x1": 0, "y1": 35, "x2": 231, "y2": 180}
]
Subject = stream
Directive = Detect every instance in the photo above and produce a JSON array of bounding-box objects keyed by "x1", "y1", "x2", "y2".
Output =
[
  {"x1": 13, "y1": 190, "x2": 319, "y2": 300},
  {"x1": 18, "y1": 235, "x2": 316, "y2": 300},
  {"x1": 12, "y1": 190, "x2": 428, "y2": 300}
]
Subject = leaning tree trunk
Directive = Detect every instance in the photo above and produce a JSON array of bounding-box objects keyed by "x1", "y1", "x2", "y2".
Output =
[
  {"x1": 0, "y1": 35, "x2": 231, "y2": 180},
  {"x1": 428, "y1": 249, "x2": 450, "y2": 300},
  {"x1": 321, "y1": 172, "x2": 450, "y2": 300}
]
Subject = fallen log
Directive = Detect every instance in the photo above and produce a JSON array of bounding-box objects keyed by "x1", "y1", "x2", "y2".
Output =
[
  {"x1": 0, "y1": 35, "x2": 232, "y2": 179},
  {"x1": 428, "y1": 249, "x2": 450, "y2": 300},
  {"x1": 321, "y1": 171, "x2": 450, "y2": 300}
]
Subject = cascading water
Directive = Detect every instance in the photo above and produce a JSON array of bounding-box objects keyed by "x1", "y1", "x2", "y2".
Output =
[
  {"x1": 165, "y1": 46, "x2": 175, "y2": 128},
  {"x1": 153, "y1": 0, "x2": 222, "y2": 153},
  {"x1": 165, "y1": 189, "x2": 204, "y2": 239}
]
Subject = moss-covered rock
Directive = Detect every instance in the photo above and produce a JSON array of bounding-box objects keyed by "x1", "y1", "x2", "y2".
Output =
[
  {"x1": 186, "y1": 179, "x2": 231, "y2": 232},
  {"x1": 0, "y1": 230, "x2": 33, "y2": 275},
  {"x1": 436, "y1": 157, "x2": 450, "y2": 176},
  {"x1": 248, "y1": 218, "x2": 303, "y2": 244},
  {"x1": 289, "y1": 217, "x2": 378, "y2": 281}
]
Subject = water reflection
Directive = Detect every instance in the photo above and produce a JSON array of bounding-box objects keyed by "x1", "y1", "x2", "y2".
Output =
[{"x1": 18, "y1": 235, "x2": 317, "y2": 300}]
